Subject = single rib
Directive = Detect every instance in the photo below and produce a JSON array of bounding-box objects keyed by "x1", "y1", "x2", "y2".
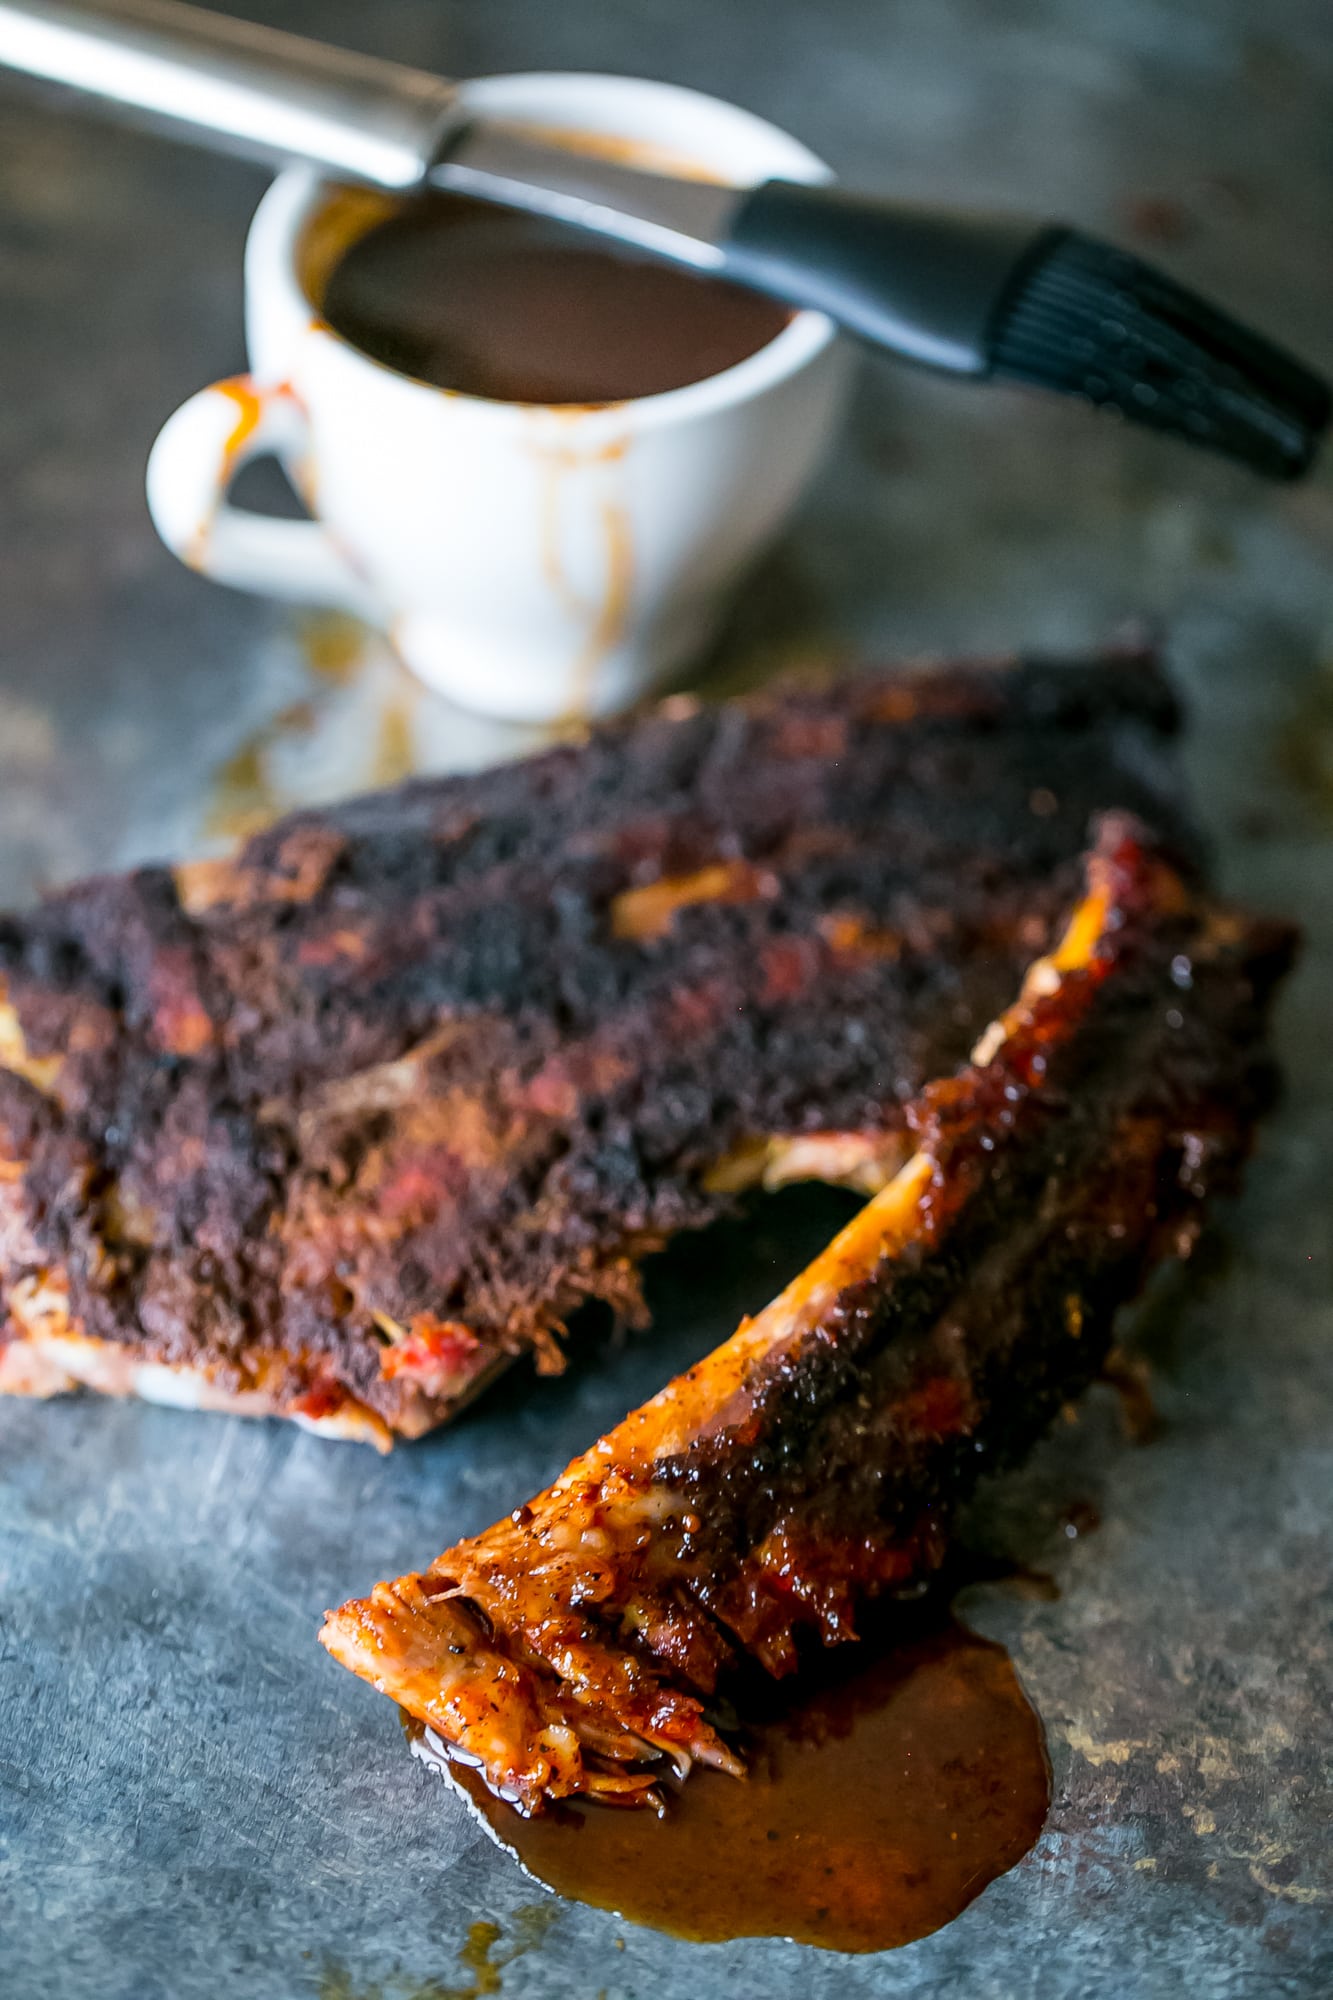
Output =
[{"x1": 321, "y1": 816, "x2": 1293, "y2": 1810}]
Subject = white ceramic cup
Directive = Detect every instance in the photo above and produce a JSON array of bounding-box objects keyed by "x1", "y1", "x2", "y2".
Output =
[{"x1": 146, "y1": 73, "x2": 851, "y2": 722}]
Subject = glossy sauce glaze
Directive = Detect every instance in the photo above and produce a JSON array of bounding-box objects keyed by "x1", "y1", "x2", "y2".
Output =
[
  {"x1": 411, "y1": 1607, "x2": 1050, "y2": 1953},
  {"x1": 319, "y1": 192, "x2": 791, "y2": 405}
]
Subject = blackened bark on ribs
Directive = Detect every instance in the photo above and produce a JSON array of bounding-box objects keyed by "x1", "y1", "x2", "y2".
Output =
[
  {"x1": 1, "y1": 654, "x2": 1198, "y2": 1439},
  {"x1": 320, "y1": 820, "x2": 1294, "y2": 1807}
]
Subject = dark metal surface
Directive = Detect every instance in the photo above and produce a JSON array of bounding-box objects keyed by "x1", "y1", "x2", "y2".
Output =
[{"x1": 2, "y1": 4, "x2": 1331, "y2": 1996}]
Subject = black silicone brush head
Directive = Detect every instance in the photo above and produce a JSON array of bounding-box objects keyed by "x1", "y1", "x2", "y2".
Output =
[
  {"x1": 722, "y1": 183, "x2": 1328, "y2": 479},
  {"x1": 988, "y1": 228, "x2": 1330, "y2": 481}
]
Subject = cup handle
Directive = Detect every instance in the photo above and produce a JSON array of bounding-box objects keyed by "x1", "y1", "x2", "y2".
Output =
[{"x1": 145, "y1": 375, "x2": 380, "y2": 617}]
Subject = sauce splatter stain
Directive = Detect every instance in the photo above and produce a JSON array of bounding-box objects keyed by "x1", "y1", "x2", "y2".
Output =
[
  {"x1": 499, "y1": 121, "x2": 725, "y2": 185},
  {"x1": 425, "y1": 1612, "x2": 1050, "y2": 1954},
  {"x1": 318, "y1": 1903, "x2": 558, "y2": 2000},
  {"x1": 453, "y1": 1921, "x2": 502, "y2": 1996},
  {"x1": 203, "y1": 702, "x2": 317, "y2": 841},
  {"x1": 1101, "y1": 1344, "x2": 1162, "y2": 1443},
  {"x1": 300, "y1": 611, "x2": 368, "y2": 687},
  {"x1": 203, "y1": 740, "x2": 279, "y2": 843},
  {"x1": 1277, "y1": 660, "x2": 1333, "y2": 822},
  {"x1": 215, "y1": 377, "x2": 265, "y2": 467},
  {"x1": 370, "y1": 696, "x2": 418, "y2": 788},
  {"x1": 563, "y1": 498, "x2": 633, "y2": 722}
]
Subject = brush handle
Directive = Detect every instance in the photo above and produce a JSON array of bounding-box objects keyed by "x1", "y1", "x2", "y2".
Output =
[{"x1": 723, "y1": 182, "x2": 1040, "y2": 374}]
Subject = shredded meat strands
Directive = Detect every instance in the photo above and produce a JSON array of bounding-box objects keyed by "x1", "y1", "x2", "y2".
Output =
[{"x1": 321, "y1": 817, "x2": 1294, "y2": 1809}]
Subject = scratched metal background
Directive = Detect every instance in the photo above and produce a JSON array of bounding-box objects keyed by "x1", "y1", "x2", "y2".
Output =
[{"x1": 1, "y1": 3, "x2": 1332, "y2": 1996}]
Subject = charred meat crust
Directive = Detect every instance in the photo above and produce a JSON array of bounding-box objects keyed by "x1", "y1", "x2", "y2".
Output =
[
  {"x1": 2, "y1": 653, "x2": 1196, "y2": 1437},
  {"x1": 320, "y1": 818, "x2": 1295, "y2": 1808}
]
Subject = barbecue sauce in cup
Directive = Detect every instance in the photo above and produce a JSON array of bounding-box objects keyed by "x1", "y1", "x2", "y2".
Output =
[{"x1": 319, "y1": 191, "x2": 791, "y2": 405}]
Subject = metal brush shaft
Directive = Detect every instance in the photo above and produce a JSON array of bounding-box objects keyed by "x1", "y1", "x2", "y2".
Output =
[{"x1": 0, "y1": 0, "x2": 463, "y2": 186}]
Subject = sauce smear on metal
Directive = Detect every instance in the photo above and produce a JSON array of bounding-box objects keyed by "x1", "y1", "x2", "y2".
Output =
[{"x1": 418, "y1": 1613, "x2": 1049, "y2": 1952}]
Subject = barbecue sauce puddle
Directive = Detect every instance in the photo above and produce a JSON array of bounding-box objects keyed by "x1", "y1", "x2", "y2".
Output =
[{"x1": 406, "y1": 1581, "x2": 1051, "y2": 1953}]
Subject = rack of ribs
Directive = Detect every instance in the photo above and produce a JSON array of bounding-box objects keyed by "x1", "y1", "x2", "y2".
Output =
[
  {"x1": 2, "y1": 650, "x2": 1205, "y2": 1446},
  {"x1": 320, "y1": 818, "x2": 1294, "y2": 1808}
]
